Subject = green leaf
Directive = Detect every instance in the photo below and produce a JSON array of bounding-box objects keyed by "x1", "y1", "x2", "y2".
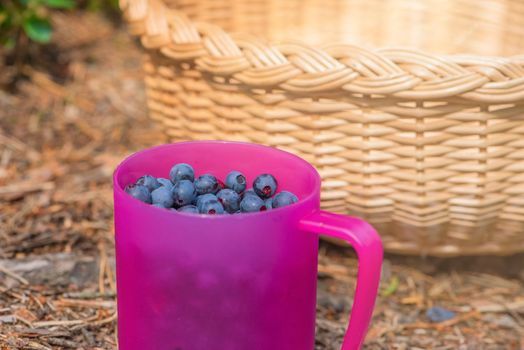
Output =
[
  {"x1": 381, "y1": 276, "x2": 399, "y2": 297},
  {"x1": 23, "y1": 15, "x2": 52, "y2": 43},
  {"x1": 43, "y1": 0, "x2": 76, "y2": 9}
]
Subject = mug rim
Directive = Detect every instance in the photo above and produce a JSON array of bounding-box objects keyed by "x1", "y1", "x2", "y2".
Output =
[{"x1": 113, "y1": 140, "x2": 322, "y2": 219}]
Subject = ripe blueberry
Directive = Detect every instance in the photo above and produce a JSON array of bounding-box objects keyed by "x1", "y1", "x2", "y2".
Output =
[
  {"x1": 242, "y1": 188, "x2": 258, "y2": 199},
  {"x1": 225, "y1": 171, "x2": 246, "y2": 193},
  {"x1": 152, "y1": 203, "x2": 166, "y2": 209},
  {"x1": 272, "y1": 191, "x2": 298, "y2": 208},
  {"x1": 157, "y1": 177, "x2": 174, "y2": 190},
  {"x1": 216, "y1": 189, "x2": 241, "y2": 213},
  {"x1": 124, "y1": 184, "x2": 152, "y2": 204},
  {"x1": 196, "y1": 193, "x2": 217, "y2": 207},
  {"x1": 172, "y1": 179, "x2": 197, "y2": 207},
  {"x1": 136, "y1": 175, "x2": 160, "y2": 192},
  {"x1": 194, "y1": 174, "x2": 219, "y2": 195},
  {"x1": 197, "y1": 194, "x2": 225, "y2": 215},
  {"x1": 265, "y1": 197, "x2": 273, "y2": 210},
  {"x1": 169, "y1": 163, "x2": 195, "y2": 183},
  {"x1": 151, "y1": 186, "x2": 175, "y2": 208},
  {"x1": 253, "y1": 174, "x2": 277, "y2": 199},
  {"x1": 178, "y1": 205, "x2": 199, "y2": 213},
  {"x1": 240, "y1": 195, "x2": 266, "y2": 213}
]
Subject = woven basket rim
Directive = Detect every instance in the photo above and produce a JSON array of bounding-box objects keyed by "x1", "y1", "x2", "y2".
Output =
[{"x1": 121, "y1": 0, "x2": 524, "y2": 103}]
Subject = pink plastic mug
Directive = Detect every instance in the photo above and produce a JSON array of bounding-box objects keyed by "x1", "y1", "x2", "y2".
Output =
[{"x1": 113, "y1": 141, "x2": 383, "y2": 350}]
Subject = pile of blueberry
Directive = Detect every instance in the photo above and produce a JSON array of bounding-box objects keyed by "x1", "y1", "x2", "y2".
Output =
[{"x1": 124, "y1": 163, "x2": 298, "y2": 215}]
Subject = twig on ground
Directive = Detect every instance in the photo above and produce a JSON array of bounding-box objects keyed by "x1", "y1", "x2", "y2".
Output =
[{"x1": 0, "y1": 264, "x2": 29, "y2": 285}]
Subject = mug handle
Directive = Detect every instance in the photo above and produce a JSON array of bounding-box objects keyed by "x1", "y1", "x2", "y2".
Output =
[{"x1": 299, "y1": 210, "x2": 383, "y2": 350}]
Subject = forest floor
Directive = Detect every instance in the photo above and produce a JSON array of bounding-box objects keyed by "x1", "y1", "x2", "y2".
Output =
[{"x1": 0, "y1": 12, "x2": 523, "y2": 350}]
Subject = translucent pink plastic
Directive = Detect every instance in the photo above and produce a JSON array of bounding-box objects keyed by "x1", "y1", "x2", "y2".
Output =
[{"x1": 113, "y1": 141, "x2": 383, "y2": 350}]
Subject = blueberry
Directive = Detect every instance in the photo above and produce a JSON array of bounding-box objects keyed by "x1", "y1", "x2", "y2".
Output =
[
  {"x1": 197, "y1": 194, "x2": 224, "y2": 215},
  {"x1": 157, "y1": 177, "x2": 174, "y2": 190},
  {"x1": 124, "y1": 184, "x2": 152, "y2": 204},
  {"x1": 243, "y1": 188, "x2": 258, "y2": 199},
  {"x1": 253, "y1": 174, "x2": 277, "y2": 199},
  {"x1": 426, "y1": 307, "x2": 455, "y2": 323},
  {"x1": 216, "y1": 189, "x2": 241, "y2": 213},
  {"x1": 240, "y1": 195, "x2": 266, "y2": 213},
  {"x1": 225, "y1": 171, "x2": 247, "y2": 193},
  {"x1": 136, "y1": 175, "x2": 160, "y2": 192},
  {"x1": 172, "y1": 180, "x2": 196, "y2": 207},
  {"x1": 265, "y1": 197, "x2": 273, "y2": 210},
  {"x1": 194, "y1": 174, "x2": 219, "y2": 195},
  {"x1": 151, "y1": 186, "x2": 175, "y2": 208},
  {"x1": 169, "y1": 163, "x2": 195, "y2": 183},
  {"x1": 191, "y1": 195, "x2": 199, "y2": 205},
  {"x1": 178, "y1": 205, "x2": 199, "y2": 213},
  {"x1": 152, "y1": 203, "x2": 166, "y2": 209},
  {"x1": 196, "y1": 193, "x2": 217, "y2": 207},
  {"x1": 272, "y1": 191, "x2": 298, "y2": 208}
]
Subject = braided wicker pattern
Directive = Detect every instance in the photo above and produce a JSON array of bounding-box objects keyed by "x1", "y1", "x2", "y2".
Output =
[{"x1": 123, "y1": 0, "x2": 524, "y2": 256}]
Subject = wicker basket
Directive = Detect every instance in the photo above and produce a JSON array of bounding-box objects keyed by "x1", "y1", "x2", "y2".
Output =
[{"x1": 121, "y1": 0, "x2": 524, "y2": 256}]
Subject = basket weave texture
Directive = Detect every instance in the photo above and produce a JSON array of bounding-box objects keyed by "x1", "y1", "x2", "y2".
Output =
[{"x1": 121, "y1": 0, "x2": 524, "y2": 256}]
